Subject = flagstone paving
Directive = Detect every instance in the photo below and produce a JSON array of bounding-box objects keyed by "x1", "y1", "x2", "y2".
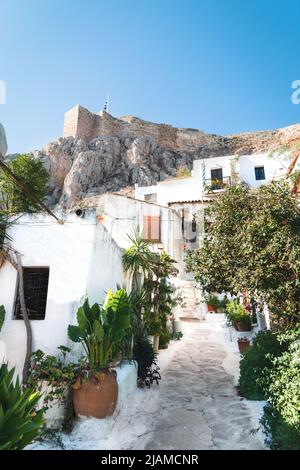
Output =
[
  {"x1": 141, "y1": 316, "x2": 265, "y2": 450},
  {"x1": 30, "y1": 314, "x2": 265, "y2": 450}
]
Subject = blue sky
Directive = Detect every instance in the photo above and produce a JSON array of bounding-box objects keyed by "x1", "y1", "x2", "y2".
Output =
[{"x1": 1, "y1": 0, "x2": 300, "y2": 153}]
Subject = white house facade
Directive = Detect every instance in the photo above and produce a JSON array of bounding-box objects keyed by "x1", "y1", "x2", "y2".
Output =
[
  {"x1": 0, "y1": 211, "x2": 125, "y2": 376},
  {"x1": 0, "y1": 194, "x2": 185, "y2": 376},
  {"x1": 135, "y1": 151, "x2": 291, "y2": 206}
]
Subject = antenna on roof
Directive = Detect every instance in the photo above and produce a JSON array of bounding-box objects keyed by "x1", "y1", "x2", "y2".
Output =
[{"x1": 103, "y1": 93, "x2": 109, "y2": 113}]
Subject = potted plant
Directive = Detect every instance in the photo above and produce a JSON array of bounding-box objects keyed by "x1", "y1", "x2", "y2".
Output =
[
  {"x1": 237, "y1": 336, "x2": 251, "y2": 354},
  {"x1": 204, "y1": 294, "x2": 228, "y2": 313},
  {"x1": 225, "y1": 300, "x2": 252, "y2": 331},
  {"x1": 68, "y1": 289, "x2": 132, "y2": 419},
  {"x1": 204, "y1": 293, "x2": 217, "y2": 312},
  {"x1": 159, "y1": 329, "x2": 172, "y2": 350}
]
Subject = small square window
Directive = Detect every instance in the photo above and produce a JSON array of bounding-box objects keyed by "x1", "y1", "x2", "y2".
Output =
[
  {"x1": 255, "y1": 166, "x2": 265, "y2": 180},
  {"x1": 14, "y1": 267, "x2": 49, "y2": 320}
]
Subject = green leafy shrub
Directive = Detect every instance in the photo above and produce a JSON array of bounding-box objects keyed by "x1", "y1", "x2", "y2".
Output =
[
  {"x1": 133, "y1": 336, "x2": 161, "y2": 388},
  {"x1": 261, "y1": 403, "x2": 300, "y2": 450},
  {"x1": 173, "y1": 331, "x2": 183, "y2": 340},
  {"x1": 0, "y1": 154, "x2": 49, "y2": 213},
  {"x1": 28, "y1": 346, "x2": 76, "y2": 412},
  {"x1": 0, "y1": 364, "x2": 44, "y2": 449},
  {"x1": 240, "y1": 327, "x2": 300, "y2": 449},
  {"x1": 239, "y1": 330, "x2": 285, "y2": 400},
  {"x1": 266, "y1": 339, "x2": 300, "y2": 430},
  {"x1": 159, "y1": 330, "x2": 172, "y2": 350}
]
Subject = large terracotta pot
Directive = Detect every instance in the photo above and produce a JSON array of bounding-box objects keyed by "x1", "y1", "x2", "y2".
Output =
[
  {"x1": 235, "y1": 321, "x2": 251, "y2": 332},
  {"x1": 73, "y1": 370, "x2": 118, "y2": 419}
]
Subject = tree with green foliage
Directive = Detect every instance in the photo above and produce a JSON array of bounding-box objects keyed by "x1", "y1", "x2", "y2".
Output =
[
  {"x1": 0, "y1": 154, "x2": 49, "y2": 214},
  {"x1": 186, "y1": 180, "x2": 300, "y2": 326}
]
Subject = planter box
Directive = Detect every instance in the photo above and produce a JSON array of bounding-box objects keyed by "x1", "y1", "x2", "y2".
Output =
[
  {"x1": 37, "y1": 381, "x2": 68, "y2": 430},
  {"x1": 173, "y1": 320, "x2": 183, "y2": 334},
  {"x1": 115, "y1": 361, "x2": 138, "y2": 413}
]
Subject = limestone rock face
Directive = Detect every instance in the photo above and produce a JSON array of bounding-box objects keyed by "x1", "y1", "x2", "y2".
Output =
[
  {"x1": 26, "y1": 120, "x2": 300, "y2": 208},
  {"x1": 0, "y1": 123, "x2": 7, "y2": 156}
]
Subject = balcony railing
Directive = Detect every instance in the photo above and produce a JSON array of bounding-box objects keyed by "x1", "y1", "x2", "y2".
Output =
[{"x1": 204, "y1": 176, "x2": 232, "y2": 192}]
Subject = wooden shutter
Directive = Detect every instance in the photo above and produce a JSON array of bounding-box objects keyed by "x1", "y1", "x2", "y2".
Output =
[{"x1": 143, "y1": 216, "x2": 161, "y2": 242}]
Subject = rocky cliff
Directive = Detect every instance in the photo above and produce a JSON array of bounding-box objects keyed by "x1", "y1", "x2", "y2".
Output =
[{"x1": 31, "y1": 115, "x2": 300, "y2": 208}]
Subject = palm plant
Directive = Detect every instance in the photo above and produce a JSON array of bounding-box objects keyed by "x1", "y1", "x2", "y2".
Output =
[{"x1": 122, "y1": 229, "x2": 156, "y2": 291}]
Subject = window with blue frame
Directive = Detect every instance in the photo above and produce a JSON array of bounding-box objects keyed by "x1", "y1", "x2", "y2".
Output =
[{"x1": 254, "y1": 166, "x2": 265, "y2": 180}]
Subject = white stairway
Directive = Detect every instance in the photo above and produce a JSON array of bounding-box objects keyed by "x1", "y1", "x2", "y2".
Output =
[{"x1": 177, "y1": 280, "x2": 200, "y2": 320}]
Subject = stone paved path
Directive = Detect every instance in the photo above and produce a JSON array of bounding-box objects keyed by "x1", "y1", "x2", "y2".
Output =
[
  {"x1": 143, "y1": 316, "x2": 264, "y2": 450},
  {"x1": 30, "y1": 314, "x2": 265, "y2": 450}
]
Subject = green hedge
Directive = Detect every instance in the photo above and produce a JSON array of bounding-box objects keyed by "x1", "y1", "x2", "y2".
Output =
[
  {"x1": 261, "y1": 403, "x2": 300, "y2": 450},
  {"x1": 238, "y1": 330, "x2": 286, "y2": 400},
  {"x1": 239, "y1": 328, "x2": 300, "y2": 449}
]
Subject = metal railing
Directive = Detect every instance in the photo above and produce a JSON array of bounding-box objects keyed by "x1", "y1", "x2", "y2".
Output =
[{"x1": 204, "y1": 176, "x2": 232, "y2": 192}]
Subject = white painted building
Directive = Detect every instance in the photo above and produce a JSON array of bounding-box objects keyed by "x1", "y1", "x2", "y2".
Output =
[
  {"x1": 0, "y1": 211, "x2": 126, "y2": 376},
  {"x1": 0, "y1": 194, "x2": 184, "y2": 376},
  {"x1": 135, "y1": 151, "x2": 291, "y2": 207},
  {"x1": 135, "y1": 151, "x2": 292, "y2": 252}
]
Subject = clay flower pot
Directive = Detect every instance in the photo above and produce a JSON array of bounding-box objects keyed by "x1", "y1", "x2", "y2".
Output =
[
  {"x1": 207, "y1": 304, "x2": 216, "y2": 313},
  {"x1": 237, "y1": 338, "x2": 250, "y2": 354},
  {"x1": 73, "y1": 370, "x2": 118, "y2": 419},
  {"x1": 235, "y1": 321, "x2": 252, "y2": 332}
]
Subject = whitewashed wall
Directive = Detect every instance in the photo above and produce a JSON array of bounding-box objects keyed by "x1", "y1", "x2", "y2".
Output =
[
  {"x1": 238, "y1": 153, "x2": 288, "y2": 187},
  {"x1": 135, "y1": 175, "x2": 203, "y2": 206},
  {"x1": 87, "y1": 222, "x2": 127, "y2": 303},
  {"x1": 136, "y1": 152, "x2": 291, "y2": 207},
  {"x1": 0, "y1": 211, "x2": 125, "y2": 377},
  {"x1": 193, "y1": 156, "x2": 234, "y2": 184},
  {"x1": 101, "y1": 194, "x2": 182, "y2": 265}
]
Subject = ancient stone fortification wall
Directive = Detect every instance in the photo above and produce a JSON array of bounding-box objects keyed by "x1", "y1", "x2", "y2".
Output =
[{"x1": 63, "y1": 105, "x2": 212, "y2": 152}]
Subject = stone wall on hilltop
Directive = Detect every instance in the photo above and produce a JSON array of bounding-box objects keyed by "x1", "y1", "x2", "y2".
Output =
[{"x1": 29, "y1": 109, "x2": 300, "y2": 208}]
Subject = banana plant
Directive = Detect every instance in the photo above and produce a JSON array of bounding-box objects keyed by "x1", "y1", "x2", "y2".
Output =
[{"x1": 68, "y1": 289, "x2": 132, "y2": 369}]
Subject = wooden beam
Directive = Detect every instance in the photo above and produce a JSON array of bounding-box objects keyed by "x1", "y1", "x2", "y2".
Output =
[{"x1": 16, "y1": 253, "x2": 32, "y2": 385}]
